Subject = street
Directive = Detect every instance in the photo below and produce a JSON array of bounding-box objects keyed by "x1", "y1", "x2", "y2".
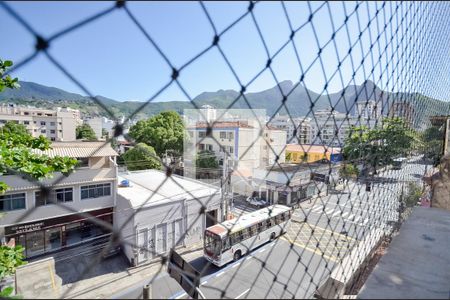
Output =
[{"x1": 112, "y1": 156, "x2": 430, "y2": 299}]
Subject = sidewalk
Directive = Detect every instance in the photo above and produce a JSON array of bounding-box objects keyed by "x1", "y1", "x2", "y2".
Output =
[{"x1": 57, "y1": 243, "x2": 204, "y2": 299}]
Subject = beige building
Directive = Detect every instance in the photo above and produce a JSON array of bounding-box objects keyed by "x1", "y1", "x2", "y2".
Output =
[
  {"x1": 0, "y1": 142, "x2": 118, "y2": 258},
  {"x1": 268, "y1": 114, "x2": 312, "y2": 144},
  {"x1": 0, "y1": 104, "x2": 81, "y2": 141},
  {"x1": 185, "y1": 121, "x2": 286, "y2": 176}
]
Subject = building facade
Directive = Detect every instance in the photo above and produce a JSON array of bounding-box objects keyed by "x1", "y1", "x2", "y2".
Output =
[
  {"x1": 115, "y1": 170, "x2": 221, "y2": 266},
  {"x1": 311, "y1": 108, "x2": 379, "y2": 147},
  {"x1": 268, "y1": 114, "x2": 312, "y2": 144},
  {"x1": 0, "y1": 142, "x2": 118, "y2": 258},
  {"x1": 285, "y1": 144, "x2": 342, "y2": 164},
  {"x1": 184, "y1": 121, "x2": 286, "y2": 176},
  {"x1": 0, "y1": 104, "x2": 81, "y2": 141}
]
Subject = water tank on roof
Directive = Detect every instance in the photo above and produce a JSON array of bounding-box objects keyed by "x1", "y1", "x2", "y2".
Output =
[{"x1": 119, "y1": 179, "x2": 130, "y2": 187}]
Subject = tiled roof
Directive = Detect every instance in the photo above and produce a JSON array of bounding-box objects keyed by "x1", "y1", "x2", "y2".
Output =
[{"x1": 32, "y1": 142, "x2": 118, "y2": 158}]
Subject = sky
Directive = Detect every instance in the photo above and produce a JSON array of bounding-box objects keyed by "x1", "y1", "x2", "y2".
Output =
[{"x1": 1, "y1": 1, "x2": 450, "y2": 103}]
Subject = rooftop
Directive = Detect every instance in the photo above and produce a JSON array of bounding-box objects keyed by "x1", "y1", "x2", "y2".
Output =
[
  {"x1": 358, "y1": 207, "x2": 450, "y2": 299},
  {"x1": 188, "y1": 121, "x2": 254, "y2": 129},
  {"x1": 117, "y1": 170, "x2": 220, "y2": 208},
  {"x1": 32, "y1": 141, "x2": 118, "y2": 158}
]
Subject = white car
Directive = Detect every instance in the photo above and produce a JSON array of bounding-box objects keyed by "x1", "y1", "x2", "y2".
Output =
[{"x1": 246, "y1": 197, "x2": 268, "y2": 208}]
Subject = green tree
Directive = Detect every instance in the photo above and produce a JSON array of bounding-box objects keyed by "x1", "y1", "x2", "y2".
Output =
[
  {"x1": 122, "y1": 143, "x2": 161, "y2": 171},
  {"x1": 195, "y1": 150, "x2": 219, "y2": 169},
  {"x1": 0, "y1": 245, "x2": 26, "y2": 279},
  {"x1": 339, "y1": 163, "x2": 359, "y2": 179},
  {"x1": 343, "y1": 117, "x2": 416, "y2": 171},
  {"x1": 0, "y1": 59, "x2": 20, "y2": 92},
  {"x1": 101, "y1": 128, "x2": 109, "y2": 139},
  {"x1": 128, "y1": 111, "x2": 186, "y2": 157},
  {"x1": 421, "y1": 126, "x2": 444, "y2": 166},
  {"x1": 76, "y1": 124, "x2": 97, "y2": 141}
]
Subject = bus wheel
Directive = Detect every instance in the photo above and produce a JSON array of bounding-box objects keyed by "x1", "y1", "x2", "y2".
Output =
[
  {"x1": 270, "y1": 232, "x2": 276, "y2": 241},
  {"x1": 233, "y1": 250, "x2": 242, "y2": 262}
]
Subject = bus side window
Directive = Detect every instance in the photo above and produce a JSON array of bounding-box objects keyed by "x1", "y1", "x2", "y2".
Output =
[
  {"x1": 280, "y1": 213, "x2": 285, "y2": 222},
  {"x1": 223, "y1": 237, "x2": 230, "y2": 251},
  {"x1": 257, "y1": 222, "x2": 264, "y2": 233},
  {"x1": 266, "y1": 219, "x2": 272, "y2": 228}
]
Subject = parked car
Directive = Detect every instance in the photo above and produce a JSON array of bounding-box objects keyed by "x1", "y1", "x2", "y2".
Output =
[{"x1": 246, "y1": 197, "x2": 269, "y2": 208}]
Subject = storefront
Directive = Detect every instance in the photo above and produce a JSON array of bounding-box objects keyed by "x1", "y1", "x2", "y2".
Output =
[{"x1": 4, "y1": 207, "x2": 113, "y2": 258}]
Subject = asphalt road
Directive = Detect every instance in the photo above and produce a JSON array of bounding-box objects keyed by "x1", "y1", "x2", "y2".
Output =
[{"x1": 112, "y1": 156, "x2": 430, "y2": 299}]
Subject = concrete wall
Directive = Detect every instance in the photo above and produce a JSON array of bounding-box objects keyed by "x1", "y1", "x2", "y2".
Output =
[{"x1": 116, "y1": 193, "x2": 221, "y2": 266}]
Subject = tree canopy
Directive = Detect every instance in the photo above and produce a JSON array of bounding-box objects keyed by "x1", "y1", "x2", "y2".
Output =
[
  {"x1": 122, "y1": 143, "x2": 162, "y2": 171},
  {"x1": 0, "y1": 59, "x2": 20, "y2": 92},
  {"x1": 195, "y1": 150, "x2": 219, "y2": 169},
  {"x1": 421, "y1": 125, "x2": 445, "y2": 166},
  {"x1": 0, "y1": 59, "x2": 78, "y2": 193},
  {"x1": 76, "y1": 123, "x2": 97, "y2": 141},
  {"x1": 343, "y1": 117, "x2": 417, "y2": 170},
  {"x1": 128, "y1": 111, "x2": 186, "y2": 157}
]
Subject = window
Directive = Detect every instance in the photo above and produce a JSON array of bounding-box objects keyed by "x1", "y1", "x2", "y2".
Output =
[
  {"x1": 58, "y1": 130, "x2": 62, "y2": 133},
  {"x1": 50, "y1": 122, "x2": 56, "y2": 126},
  {"x1": 199, "y1": 131, "x2": 206, "y2": 138},
  {"x1": 23, "y1": 121, "x2": 30, "y2": 125},
  {"x1": 50, "y1": 137, "x2": 56, "y2": 141},
  {"x1": 0, "y1": 193, "x2": 26, "y2": 212},
  {"x1": 24, "y1": 112, "x2": 29, "y2": 115},
  {"x1": 76, "y1": 157, "x2": 89, "y2": 168},
  {"x1": 220, "y1": 132, "x2": 226, "y2": 139},
  {"x1": 81, "y1": 183, "x2": 111, "y2": 200},
  {"x1": 207, "y1": 144, "x2": 213, "y2": 151},
  {"x1": 37, "y1": 113, "x2": 42, "y2": 116},
  {"x1": 35, "y1": 188, "x2": 73, "y2": 206},
  {"x1": 40, "y1": 121, "x2": 46, "y2": 126},
  {"x1": 41, "y1": 130, "x2": 46, "y2": 133},
  {"x1": 227, "y1": 132, "x2": 234, "y2": 139},
  {"x1": 50, "y1": 130, "x2": 56, "y2": 134},
  {"x1": 229, "y1": 146, "x2": 234, "y2": 154}
]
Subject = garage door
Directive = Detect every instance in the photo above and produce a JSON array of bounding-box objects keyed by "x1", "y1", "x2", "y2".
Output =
[
  {"x1": 167, "y1": 219, "x2": 183, "y2": 249},
  {"x1": 137, "y1": 228, "x2": 148, "y2": 264},
  {"x1": 155, "y1": 223, "x2": 167, "y2": 255}
]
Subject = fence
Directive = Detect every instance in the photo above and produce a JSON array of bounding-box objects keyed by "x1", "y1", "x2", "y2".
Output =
[{"x1": 1, "y1": 1, "x2": 450, "y2": 299}]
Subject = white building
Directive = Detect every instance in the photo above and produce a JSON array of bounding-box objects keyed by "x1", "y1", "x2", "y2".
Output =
[
  {"x1": 311, "y1": 108, "x2": 379, "y2": 147},
  {"x1": 269, "y1": 114, "x2": 312, "y2": 144},
  {"x1": 184, "y1": 121, "x2": 286, "y2": 176},
  {"x1": 355, "y1": 100, "x2": 382, "y2": 120},
  {"x1": 0, "y1": 104, "x2": 81, "y2": 141},
  {"x1": 0, "y1": 142, "x2": 118, "y2": 258},
  {"x1": 84, "y1": 117, "x2": 103, "y2": 140},
  {"x1": 115, "y1": 170, "x2": 221, "y2": 266}
]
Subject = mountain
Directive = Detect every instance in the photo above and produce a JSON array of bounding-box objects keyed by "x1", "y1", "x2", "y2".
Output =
[{"x1": 0, "y1": 81, "x2": 448, "y2": 128}]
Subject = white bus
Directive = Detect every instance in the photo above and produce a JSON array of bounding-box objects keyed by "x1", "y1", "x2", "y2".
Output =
[{"x1": 204, "y1": 205, "x2": 292, "y2": 267}]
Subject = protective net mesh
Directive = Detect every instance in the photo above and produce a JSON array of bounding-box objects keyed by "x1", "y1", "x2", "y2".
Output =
[{"x1": 1, "y1": 1, "x2": 450, "y2": 299}]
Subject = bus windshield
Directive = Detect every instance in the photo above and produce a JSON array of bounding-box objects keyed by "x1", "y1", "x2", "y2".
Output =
[{"x1": 204, "y1": 231, "x2": 221, "y2": 257}]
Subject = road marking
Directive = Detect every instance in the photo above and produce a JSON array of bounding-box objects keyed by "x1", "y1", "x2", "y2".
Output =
[
  {"x1": 281, "y1": 236, "x2": 338, "y2": 262},
  {"x1": 259, "y1": 248, "x2": 266, "y2": 253},
  {"x1": 175, "y1": 292, "x2": 187, "y2": 299},
  {"x1": 312, "y1": 206, "x2": 323, "y2": 213},
  {"x1": 201, "y1": 280, "x2": 208, "y2": 285},
  {"x1": 246, "y1": 256, "x2": 252, "y2": 260},
  {"x1": 348, "y1": 214, "x2": 355, "y2": 220},
  {"x1": 235, "y1": 288, "x2": 250, "y2": 299},
  {"x1": 325, "y1": 208, "x2": 334, "y2": 214},
  {"x1": 48, "y1": 264, "x2": 57, "y2": 292},
  {"x1": 270, "y1": 242, "x2": 275, "y2": 247},
  {"x1": 307, "y1": 223, "x2": 356, "y2": 242},
  {"x1": 216, "y1": 271, "x2": 225, "y2": 277},
  {"x1": 342, "y1": 212, "x2": 349, "y2": 218},
  {"x1": 232, "y1": 263, "x2": 240, "y2": 268},
  {"x1": 331, "y1": 211, "x2": 341, "y2": 217}
]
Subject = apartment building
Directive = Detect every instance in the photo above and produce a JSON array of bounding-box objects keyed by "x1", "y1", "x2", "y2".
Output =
[
  {"x1": 355, "y1": 100, "x2": 382, "y2": 120},
  {"x1": 268, "y1": 114, "x2": 312, "y2": 144},
  {"x1": 0, "y1": 104, "x2": 81, "y2": 141},
  {"x1": 185, "y1": 121, "x2": 286, "y2": 174},
  {"x1": 388, "y1": 101, "x2": 415, "y2": 128},
  {"x1": 311, "y1": 108, "x2": 379, "y2": 147},
  {"x1": 0, "y1": 142, "x2": 118, "y2": 258}
]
